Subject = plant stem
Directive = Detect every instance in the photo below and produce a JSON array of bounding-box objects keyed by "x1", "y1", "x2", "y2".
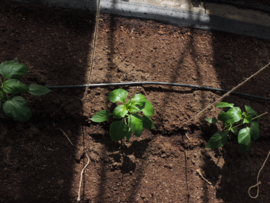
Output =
[
  {"x1": 228, "y1": 124, "x2": 232, "y2": 132},
  {"x1": 223, "y1": 123, "x2": 231, "y2": 131},
  {"x1": 130, "y1": 86, "x2": 139, "y2": 99},
  {"x1": 120, "y1": 139, "x2": 124, "y2": 154}
]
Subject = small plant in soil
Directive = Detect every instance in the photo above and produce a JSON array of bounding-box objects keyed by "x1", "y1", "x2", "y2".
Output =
[
  {"x1": 205, "y1": 102, "x2": 263, "y2": 153},
  {"x1": 0, "y1": 59, "x2": 51, "y2": 122},
  {"x1": 90, "y1": 89, "x2": 155, "y2": 142}
]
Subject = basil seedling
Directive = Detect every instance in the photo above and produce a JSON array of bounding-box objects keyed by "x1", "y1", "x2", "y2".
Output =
[
  {"x1": 205, "y1": 102, "x2": 261, "y2": 153},
  {"x1": 0, "y1": 59, "x2": 51, "y2": 122},
  {"x1": 90, "y1": 89, "x2": 155, "y2": 142}
]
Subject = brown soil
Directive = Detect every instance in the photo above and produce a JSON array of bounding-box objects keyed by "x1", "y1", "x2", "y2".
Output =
[{"x1": 1, "y1": 1, "x2": 270, "y2": 203}]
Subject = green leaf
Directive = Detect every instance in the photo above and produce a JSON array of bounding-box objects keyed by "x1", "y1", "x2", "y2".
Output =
[
  {"x1": 142, "y1": 115, "x2": 155, "y2": 129},
  {"x1": 250, "y1": 121, "x2": 260, "y2": 140},
  {"x1": 3, "y1": 96, "x2": 32, "y2": 122},
  {"x1": 109, "y1": 120, "x2": 130, "y2": 142},
  {"x1": 243, "y1": 118, "x2": 250, "y2": 124},
  {"x1": 128, "y1": 105, "x2": 141, "y2": 113},
  {"x1": 128, "y1": 114, "x2": 143, "y2": 137},
  {"x1": 113, "y1": 105, "x2": 128, "y2": 119},
  {"x1": 131, "y1": 94, "x2": 146, "y2": 109},
  {"x1": 3, "y1": 79, "x2": 29, "y2": 94},
  {"x1": 216, "y1": 102, "x2": 234, "y2": 108},
  {"x1": 230, "y1": 127, "x2": 238, "y2": 135},
  {"x1": 28, "y1": 84, "x2": 51, "y2": 96},
  {"x1": 142, "y1": 100, "x2": 154, "y2": 116},
  {"x1": 0, "y1": 60, "x2": 28, "y2": 79},
  {"x1": 0, "y1": 90, "x2": 5, "y2": 101},
  {"x1": 125, "y1": 100, "x2": 132, "y2": 108},
  {"x1": 205, "y1": 117, "x2": 218, "y2": 124},
  {"x1": 239, "y1": 142, "x2": 252, "y2": 153},
  {"x1": 206, "y1": 132, "x2": 228, "y2": 149},
  {"x1": 242, "y1": 112, "x2": 253, "y2": 123},
  {"x1": 90, "y1": 110, "x2": 111, "y2": 122},
  {"x1": 128, "y1": 94, "x2": 147, "y2": 113},
  {"x1": 126, "y1": 100, "x2": 141, "y2": 113},
  {"x1": 238, "y1": 127, "x2": 251, "y2": 146},
  {"x1": 108, "y1": 89, "x2": 128, "y2": 103},
  {"x1": 218, "y1": 107, "x2": 242, "y2": 124},
  {"x1": 245, "y1": 105, "x2": 258, "y2": 116}
]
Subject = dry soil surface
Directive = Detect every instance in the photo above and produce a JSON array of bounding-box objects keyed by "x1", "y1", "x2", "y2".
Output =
[{"x1": 1, "y1": 1, "x2": 270, "y2": 203}]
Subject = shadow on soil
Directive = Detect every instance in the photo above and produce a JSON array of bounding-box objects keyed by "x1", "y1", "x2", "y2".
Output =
[
  {"x1": 205, "y1": 3, "x2": 270, "y2": 202},
  {"x1": 0, "y1": 1, "x2": 95, "y2": 202},
  {"x1": 181, "y1": 1, "x2": 270, "y2": 202}
]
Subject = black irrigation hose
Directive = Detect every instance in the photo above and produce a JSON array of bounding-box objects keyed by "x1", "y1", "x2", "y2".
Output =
[{"x1": 46, "y1": 81, "x2": 270, "y2": 102}]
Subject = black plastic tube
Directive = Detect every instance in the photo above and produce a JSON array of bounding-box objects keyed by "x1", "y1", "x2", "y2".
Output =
[{"x1": 46, "y1": 81, "x2": 270, "y2": 102}]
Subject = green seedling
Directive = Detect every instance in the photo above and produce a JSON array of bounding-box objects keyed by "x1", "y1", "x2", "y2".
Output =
[
  {"x1": 205, "y1": 102, "x2": 263, "y2": 153},
  {"x1": 90, "y1": 89, "x2": 155, "y2": 142},
  {"x1": 0, "y1": 59, "x2": 51, "y2": 122}
]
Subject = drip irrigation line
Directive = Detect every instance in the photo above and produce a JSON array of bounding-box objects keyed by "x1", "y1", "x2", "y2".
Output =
[{"x1": 46, "y1": 81, "x2": 270, "y2": 102}]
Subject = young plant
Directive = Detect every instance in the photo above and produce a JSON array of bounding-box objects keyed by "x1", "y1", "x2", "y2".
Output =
[
  {"x1": 205, "y1": 102, "x2": 262, "y2": 153},
  {"x1": 90, "y1": 89, "x2": 155, "y2": 142},
  {"x1": 0, "y1": 59, "x2": 51, "y2": 122}
]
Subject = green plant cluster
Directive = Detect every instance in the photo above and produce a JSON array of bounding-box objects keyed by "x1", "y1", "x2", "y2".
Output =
[
  {"x1": 0, "y1": 59, "x2": 51, "y2": 122},
  {"x1": 90, "y1": 89, "x2": 155, "y2": 142},
  {"x1": 1, "y1": 59, "x2": 264, "y2": 154},
  {"x1": 205, "y1": 102, "x2": 260, "y2": 153}
]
